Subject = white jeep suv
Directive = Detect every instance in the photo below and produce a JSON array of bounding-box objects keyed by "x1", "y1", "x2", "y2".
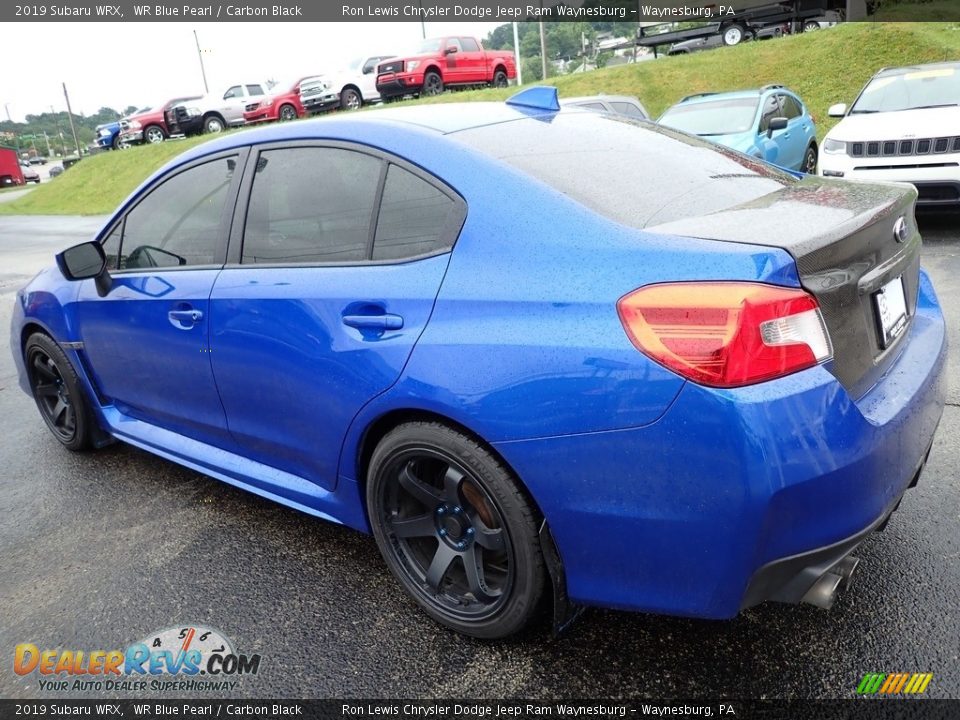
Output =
[{"x1": 820, "y1": 61, "x2": 960, "y2": 207}]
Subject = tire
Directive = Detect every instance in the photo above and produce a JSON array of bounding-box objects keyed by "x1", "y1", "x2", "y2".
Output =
[
  {"x1": 803, "y1": 21, "x2": 821, "y2": 32},
  {"x1": 278, "y1": 104, "x2": 298, "y2": 122},
  {"x1": 203, "y1": 115, "x2": 225, "y2": 133},
  {"x1": 491, "y1": 70, "x2": 508, "y2": 89},
  {"x1": 340, "y1": 87, "x2": 362, "y2": 111},
  {"x1": 803, "y1": 143, "x2": 818, "y2": 174},
  {"x1": 24, "y1": 333, "x2": 96, "y2": 451},
  {"x1": 111, "y1": 134, "x2": 122, "y2": 150},
  {"x1": 422, "y1": 71, "x2": 444, "y2": 97},
  {"x1": 722, "y1": 24, "x2": 747, "y2": 45},
  {"x1": 144, "y1": 124, "x2": 166, "y2": 144},
  {"x1": 367, "y1": 422, "x2": 546, "y2": 639}
]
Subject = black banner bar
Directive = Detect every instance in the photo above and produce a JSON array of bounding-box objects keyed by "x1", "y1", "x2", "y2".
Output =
[
  {"x1": 3, "y1": 0, "x2": 960, "y2": 24},
  {"x1": 0, "y1": 700, "x2": 959, "y2": 720}
]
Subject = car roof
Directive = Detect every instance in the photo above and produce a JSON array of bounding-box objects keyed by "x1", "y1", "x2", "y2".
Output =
[
  {"x1": 171, "y1": 102, "x2": 567, "y2": 164},
  {"x1": 675, "y1": 85, "x2": 796, "y2": 105},
  {"x1": 562, "y1": 95, "x2": 642, "y2": 105},
  {"x1": 874, "y1": 60, "x2": 960, "y2": 77}
]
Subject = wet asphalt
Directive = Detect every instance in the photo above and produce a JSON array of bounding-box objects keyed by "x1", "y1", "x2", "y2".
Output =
[{"x1": 0, "y1": 212, "x2": 957, "y2": 700}]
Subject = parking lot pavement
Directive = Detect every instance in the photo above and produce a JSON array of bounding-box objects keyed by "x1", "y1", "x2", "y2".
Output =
[{"x1": 0, "y1": 214, "x2": 957, "y2": 700}]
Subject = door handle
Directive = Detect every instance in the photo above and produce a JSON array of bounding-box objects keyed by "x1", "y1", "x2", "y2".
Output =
[
  {"x1": 168, "y1": 308, "x2": 204, "y2": 329},
  {"x1": 342, "y1": 314, "x2": 404, "y2": 331}
]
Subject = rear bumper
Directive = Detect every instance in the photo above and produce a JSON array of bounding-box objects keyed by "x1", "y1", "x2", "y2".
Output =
[
  {"x1": 740, "y1": 447, "x2": 928, "y2": 609},
  {"x1": 493, "y1": 268, "x2": 947, "y2": 618}
]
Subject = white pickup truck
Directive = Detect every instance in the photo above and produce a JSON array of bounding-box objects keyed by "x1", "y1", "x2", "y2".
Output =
[
  {"x1": 299, "y1": 55, "x2": 395, "y2": 113},
  {"x1": 182, "y1": 82, "x2": 272, "y2": 134}
]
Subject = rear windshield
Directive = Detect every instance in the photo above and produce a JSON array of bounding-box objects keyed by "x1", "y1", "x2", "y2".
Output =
[
  {"x1": 659, "y1": 97, "x2": 759, "y2": 136},
  {"x1": 454, "y1": 112, "x2": 793, "y2": 229}
]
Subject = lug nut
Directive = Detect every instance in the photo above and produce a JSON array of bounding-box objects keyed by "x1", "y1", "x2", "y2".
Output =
[{"x1": 439, "y1": 528, "x2": 447, "y2": 536}]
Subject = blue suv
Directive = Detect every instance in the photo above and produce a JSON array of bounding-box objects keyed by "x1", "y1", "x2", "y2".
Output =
[{"x1": 659, "y1": 84, "x2": 818, "y2": 173}]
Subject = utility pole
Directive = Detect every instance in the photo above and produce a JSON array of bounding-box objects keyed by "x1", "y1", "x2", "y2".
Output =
[
  {"x1": 43, "y1": 130, "x2": 52, "y2": 156},
  {"x1": 51, "y1": 106, "x2": 66, "y2": 156},
  {"x1": 513, "y1": 22, "x2": 522, "y2": 86},
  {"x1": 62, "y1": 83, "x2": 83, "y2": 158},
  {"x1": 194, "y1": 29, "x2": 210, "y2": 94},
  {"x1": 539, "y1": 21, "x2": 548, "y2": 81}
]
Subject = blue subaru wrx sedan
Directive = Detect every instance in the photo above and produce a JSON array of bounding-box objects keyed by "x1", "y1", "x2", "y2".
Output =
[{"x1": 11, "y1": 88, "x2": 946, "y2": 638}]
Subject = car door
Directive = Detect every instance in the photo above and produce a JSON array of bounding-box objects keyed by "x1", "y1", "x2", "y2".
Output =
[
  {"x1": 72, "y1": 150, "x2": 244, "y2": 448},
  {"x1": 361, "y1": 56, "x2": 390, "y2": 99},
  {"x1": 209, "y1": 143, "x2": 466, "y2": 492},
  {"x1": 777, "y1": 93, "x2": 811, "y2": 171},
  {"x1": 443, "y1": 37, "x2": 465, "y2": 83},
  {"x1": 458, "y1": 37, "x2": 486, "y2": 82}
]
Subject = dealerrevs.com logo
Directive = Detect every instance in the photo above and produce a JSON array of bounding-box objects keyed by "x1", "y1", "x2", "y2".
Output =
[{"x1": 14, "y1": 625, "x2": 262, "y2": 693}]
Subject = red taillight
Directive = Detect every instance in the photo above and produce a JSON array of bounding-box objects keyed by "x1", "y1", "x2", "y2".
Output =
[{"x1": 617, "y1": 282, "x2": 832, "y2": 388}]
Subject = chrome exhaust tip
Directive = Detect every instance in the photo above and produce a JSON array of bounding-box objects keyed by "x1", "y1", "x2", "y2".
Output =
[
  {"x1": 802, "y1": 572, "x2": 843, "y2": 610},
  {"x1": 833, "y1": 555, "x2": 860, "y2": 591}
]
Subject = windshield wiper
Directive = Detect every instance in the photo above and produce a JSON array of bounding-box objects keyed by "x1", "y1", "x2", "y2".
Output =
[
  {"x1": 849, "y1": 109, "x2": 879, "y2": 114},
  {"x1": 909, "y1": 103, "x2": 960, "y2": 110}
]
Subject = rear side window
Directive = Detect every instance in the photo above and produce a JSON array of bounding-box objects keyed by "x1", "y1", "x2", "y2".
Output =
[
  {"x1": 611, "y1": 101, "x2": 645, "y2": 118},
  {"x1": 373, "y1": 165, "x2": 458, "y2": 261},
  {"x1": 242, "y1": 148, "x2": 381, "y2": 264},
  {"x1": 246, "y1": 84, "x2": 265, "y2": 96},
  {"x1": 778, "y1": 95, "x2": 803, "y2": 119}
]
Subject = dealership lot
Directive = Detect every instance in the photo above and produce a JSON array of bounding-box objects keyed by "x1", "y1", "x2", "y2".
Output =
[{"x1": 0, "y1": 213, "x2": 958, "y2": 699}]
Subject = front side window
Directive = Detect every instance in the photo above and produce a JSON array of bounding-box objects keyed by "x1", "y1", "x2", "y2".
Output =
[
  {"x1": 242, "y1": 148, "x2": 381, "y2": 264},
  {"x1": 223, "y1": 86, "x2": 241, "y2": 100},
  {"x1": 758, "y1": 95, "x2": 781, "y2": 132},
  {"x1": 460, "y1": 38, "x2": 480, "y2": 52},
  {"x1": 119, "y1": 156, "x2": 236, "y2": 270},
  {"x1": 446, "y1": 38, "x2": 463, "y2": 53}
]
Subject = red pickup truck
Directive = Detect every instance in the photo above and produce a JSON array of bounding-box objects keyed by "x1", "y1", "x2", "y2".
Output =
[{"x1": 376, "y1": 36, "x2": 516, "y2": 101}]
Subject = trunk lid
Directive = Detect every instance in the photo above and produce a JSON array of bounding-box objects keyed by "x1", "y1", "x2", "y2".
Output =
[{"x1": 647, "y1": 176, "x2": 922, "y2": 399}]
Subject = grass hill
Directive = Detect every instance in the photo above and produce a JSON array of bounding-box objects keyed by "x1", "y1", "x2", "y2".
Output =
[{"x1": 3, "y1": 21, "x2": 958, "y2": 216}]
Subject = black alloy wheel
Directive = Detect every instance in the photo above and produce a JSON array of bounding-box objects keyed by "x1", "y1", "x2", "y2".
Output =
[
  {"x1": 368, "y1": 422, "x2": 545, "y2": 639},
  {"x1": 278, "y1": 104, "x2": 297, "y2": 122},
  {"x1": 492, "y1": 70, "x2": 508, "y2": 88},
  {"x1": 25, "y1": 333, "x2": 94, "y2": 451},
  {"x1": 422, "y1": 72, "x2": 444, "y2": 97},
  {"x1": 804, "y1": 144, "x2": 819, "y2": 174}
]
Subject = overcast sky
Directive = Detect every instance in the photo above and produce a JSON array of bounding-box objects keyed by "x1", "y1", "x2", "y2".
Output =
[{"x1": 2, "y1": 22, "x2": 505, "y2": 121}]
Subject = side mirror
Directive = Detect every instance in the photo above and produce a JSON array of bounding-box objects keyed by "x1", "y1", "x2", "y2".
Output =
[
  {"x1": 444, "y1": 46, "x2": 458, "y2": 55},
  {"x1": 767, "y1": 116, "x2": 788, "y2": 137},
  {"x1": 56, "y1": 241, "x2": 112, "y2": 296},
  {"x1": 828, "y1": 103, "x2": 848, "y2": 117}
]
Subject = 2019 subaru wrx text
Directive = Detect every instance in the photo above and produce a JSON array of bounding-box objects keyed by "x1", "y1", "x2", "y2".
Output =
[{"x1": 11, "y1": 88, "x2": 946, "y2": 639}]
